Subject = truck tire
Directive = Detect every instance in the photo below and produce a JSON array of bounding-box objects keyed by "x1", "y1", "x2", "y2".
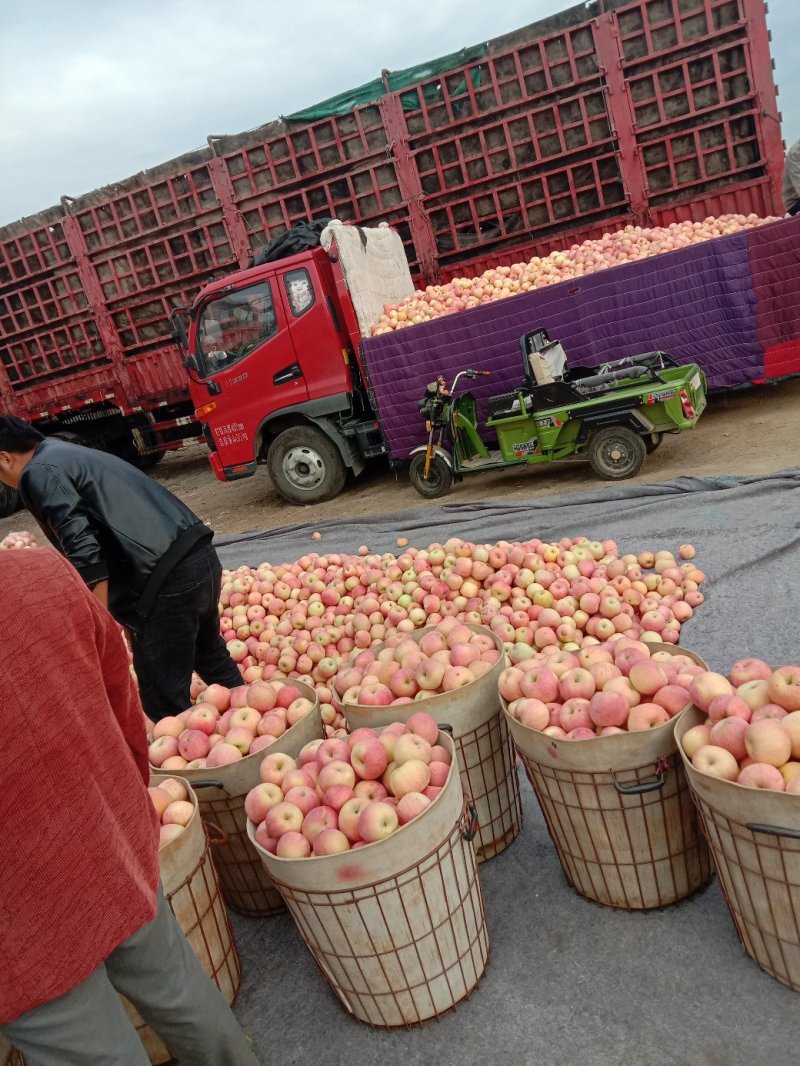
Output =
[
  {"x1": 409, "y1": 453, "x2": 453, "y2": 498},
  {"x1": 266, "y1": 426, "x2": 347, "y2": 504},
  {"x1": 0, "y1": 483, "x2": 20, "y2": 518},
  {"x1": 588, "y1": 426, "x2": 647, "y2": 480}
]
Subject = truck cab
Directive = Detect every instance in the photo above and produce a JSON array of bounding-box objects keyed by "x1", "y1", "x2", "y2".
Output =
[{"x1": 184, "y1": 236, "x2": 391, "y2": 503}]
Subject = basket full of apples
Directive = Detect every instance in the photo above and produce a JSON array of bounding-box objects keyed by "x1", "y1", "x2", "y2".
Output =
[
  {"x1": 127, "y1": 776, "x2": 241, "y2": 1064},
  {"x1": 333, "y1": 620, "x2": 521, "y2": 862},
  {"x1": 148, "y1": 678, "x2": 322, "y2": 917},
  {"x1": 675, "y1": 659, "x2": 800, "y2": 992},
  {"x1": 245, "y1": 714, "x2": 489, "y2": 1027},
  {"x1": 500, "y1": 639, "x2": 712, "y2": 909}
]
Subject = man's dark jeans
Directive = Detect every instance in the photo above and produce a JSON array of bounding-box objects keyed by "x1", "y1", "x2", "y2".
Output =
[{"x1": 130, "y1": 543, "x2": 242, "y2": 722}]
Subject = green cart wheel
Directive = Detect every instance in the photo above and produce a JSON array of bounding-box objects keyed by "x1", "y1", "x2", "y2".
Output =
[
  {"x1": 645, "y1": 432, "x2": 663, "y2": 454},
  {"x1": 589, "y1": 426, "x2": 647, "y2": 480},
  {"x1": 409, "y1": 452, "x2": 453, "y2": 498}
]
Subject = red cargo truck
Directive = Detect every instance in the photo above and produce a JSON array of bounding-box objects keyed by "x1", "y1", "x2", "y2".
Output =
[{"x1": 0, "y1": 0, "x2": 789, "y2": 516}]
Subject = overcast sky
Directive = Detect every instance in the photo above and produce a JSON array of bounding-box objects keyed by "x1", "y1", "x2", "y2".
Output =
[{"x1": 0, "y1": 0, "x2": 797, "y2": 226}]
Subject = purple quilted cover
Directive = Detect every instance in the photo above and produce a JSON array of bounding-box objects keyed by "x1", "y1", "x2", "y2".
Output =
[{"x1": 362, "y1": 221, "x2": 797, "y2": 461}]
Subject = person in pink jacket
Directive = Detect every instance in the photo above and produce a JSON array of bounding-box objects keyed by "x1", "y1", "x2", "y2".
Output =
[{"x1": 0, "y1": 548, "x2": 260, "y2": 1066}]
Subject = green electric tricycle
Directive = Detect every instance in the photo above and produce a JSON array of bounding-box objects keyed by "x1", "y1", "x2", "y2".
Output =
[{"x1": 409, "y1": 328, "x2": 707, "y2": 498}]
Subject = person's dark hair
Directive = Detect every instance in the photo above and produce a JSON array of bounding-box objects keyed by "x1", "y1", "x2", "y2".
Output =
[{"x1": 0, "y1": 416, "x2": 45, "y2": 453}]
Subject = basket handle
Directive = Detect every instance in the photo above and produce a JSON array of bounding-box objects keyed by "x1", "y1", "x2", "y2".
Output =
[
  {"x1": 439, "y1": 723, "x2": 454, "y2": 735},
  {"x1": 746, "y1": 822, "x2": 800, "y2": 841},
  {"x1": 192, "y1": 779, "x2": 231, "y2": 796},
  {"x1": 613, "y1": 763, "x2": 667, "y2": 795},
  {"x1": 203, "y1": 820, "x2": 229, "y2": 846},
  {"x1": 461, "y1": 801, "x2": 479, "y2": 841}
]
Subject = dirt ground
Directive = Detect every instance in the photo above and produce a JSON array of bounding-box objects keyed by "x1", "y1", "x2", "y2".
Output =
[{"x1": 2, "y1": 378, "x2": 799, "y2": 543}]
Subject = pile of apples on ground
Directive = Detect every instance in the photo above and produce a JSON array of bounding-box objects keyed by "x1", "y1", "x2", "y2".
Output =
[
  {"x1": 210, "y1": 537, "x2": 706, "y2": 740},
  {"x1": 369, "y1": 215, "x2": 779, "y2": 334}
]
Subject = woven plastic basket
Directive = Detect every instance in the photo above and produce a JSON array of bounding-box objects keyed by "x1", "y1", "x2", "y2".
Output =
[
  {"x1": 676, "y1": 705, "x2": 800, "y2": 991},
  {"x1": 340, "y1": 625, "x2": 521, "y2": 862},
  {"x1": 124, "y1": 775, "x2": 242, "y2": 1064},
  {"x1": 247, "y1": 731, "x2": 489, "y2": 1027},
  {"x1": 504, "y1": 644, "x2": 712, "y2": 910},
  {"x1": 167, "y1": 680, "x2": 323, "y2": 916}
]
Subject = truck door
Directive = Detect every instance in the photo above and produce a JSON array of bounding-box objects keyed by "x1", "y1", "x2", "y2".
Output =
[
  {"x1": 278, "y1": 264, "x2": 352, "y2": 401},
  {"x1": 195, "y1": 277, "x2": 309, "y2": 466}
]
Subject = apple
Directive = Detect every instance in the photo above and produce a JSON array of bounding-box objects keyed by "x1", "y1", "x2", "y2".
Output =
[
  {"x1": 353, "y1": 780, "x2": 388, "y2": 802},
  {"x1": 259, "y1": 753, "x2": 297, "y2": 786},
  {"x1": 729, "y1": 658, "x2": 772, "y2": 686},
  {"x1": 162, "y1": 800, "x2": 194, "y2": 827},
  {"x1": 688, "y1": 672, "x2": 734, "y2": 712},
  {"x1": 514, "y1": 698, "x2": 551, "y2": 731},
  {"x1": 692, "y1": 745, "x2": 739, "y2": 781},
  {"x1": 737, "y1": 763, "x2": 785, "y2": 790},
  {"x1": 397, "y1": 792, "x2": 432, "y2": 824},
  {"x1": 230, "y1": 707, "x2": 261, "y2": 733},
  {"x1": 265, "y1": 802, "x2": 304, "y2": 838},
  {"x1": 587, "y1": 691, "x2": 629, "y2": 729},
  {"x1": 301, "y1": 805, "x2": 338, "y2": 845},
  {"x1": 149, "y1": 736, "x2": 180, "y2": 767},
  {"x1": 350, "y1": 739, "x2": 389, "y2": 781},
  {"x1": 277, "y1": 831, "x2": 312, "y2": 858},
  {"x1": 628, "y1": 661, "x2": 670, "y2": 696},
  {"x1": 405, "y1": 712, "x2": 440, "y2": 746},
  {"x1": 783, "y1": 711, "x2": 800, "y2": 758},
  {"x1": 338, "y1": 798, "x2": 370, "y2": 842},
  {"x1": 225, "y1": 727, "x2": 255, "y2": 756},
  {"x1": 244, "y1": 782, "x2": 284, "y2": 823},
  {"x1": 153, "y1": 716, "x2": 185, "y2": 740},
  {"x1": 358, "y1": 801, "x2": 399, "y2": 843},
  {"x1": 393, "y1": 734, "x2": 432, "y2": 766},
  {"x1": 158, "y1": 778, "x2": 188, "y2": 803},
  {"x1": 389, "y1": 760, "x2": 431, "y2": 798},
  {"x1": 709, "y1": 717, "x2": 749, "y2": 761},
  {"x1": 322, "y1": 785, "x2": 355, "y2": 811},
  {"x1": 316, "y1": 739, "x2": 350, "y2": 766},
  {"x1": 148, "y1": 787, "x2": 173, "y2": 818},
  {"x1": 652, "y1": 685, "x2": 690, "y2": 717},
  {"x1": 283, "y1": 786, "x2": 321, "y2": 817},
  {"x1": 768, "y1": 666, "x2": 800, "y2": 712},
  {"x1": 744, "y1": 720, "x2": 792, "y2": 767},
  {"x1": 628, "y1": 703, "x2": 670, "y2": 731},
  {"x1": 736, "y1": 679, "x2": 771, "y2": 712},
  {"x1": 313, "y1": 828, "x2": 351, "y2": 855},
  {"x1": 558, "y1": 698, "x2": 592, "y2": 732},
  {"x1": 707, "y1": 694, "x2": 752, "y2": 724},
  {"x1": 246, "y1": 680, "x2": 278, "y2": 712},
  {"x1": 318, "y1": 761, "x2": 357, "y2": 793},
  {"x1": 416, "y1": 659, "x2": 446, "y2": 691},
  {"x1": 558, "y1": 668, "x2": 595, "y2": 702}
]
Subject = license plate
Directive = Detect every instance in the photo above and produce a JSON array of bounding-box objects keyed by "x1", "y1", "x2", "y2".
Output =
[{"x1": 690, "y1": 373, "x2": 701, "y2": 391}]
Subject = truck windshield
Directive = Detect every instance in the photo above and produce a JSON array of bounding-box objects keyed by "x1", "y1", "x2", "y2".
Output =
[{"x1": 196, "y1": 280, "x2": 277, "y2": 375}]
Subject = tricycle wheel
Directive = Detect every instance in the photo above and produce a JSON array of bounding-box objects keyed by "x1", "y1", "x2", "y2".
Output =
[
  {"x1": 644, "y1": 432, "x2": 663, "y2": 454},
  {"x1": 409, "y1": 453, "x2": 452, "y2": 498},
  {"x1": 589, "y1": 426, "x2": 647, "y2": 480}
]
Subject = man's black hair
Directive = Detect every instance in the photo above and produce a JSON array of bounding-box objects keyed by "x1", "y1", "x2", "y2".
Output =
[{"x1": 0, "y1": 416, "x2": 45, "y2": 453}]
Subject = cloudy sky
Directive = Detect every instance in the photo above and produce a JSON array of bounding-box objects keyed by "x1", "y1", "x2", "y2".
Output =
[{"x1": 0, "y1": 0, "x2": 797, "y2": 225}]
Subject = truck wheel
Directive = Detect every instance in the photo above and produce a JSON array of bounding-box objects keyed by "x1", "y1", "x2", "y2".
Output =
[
  {"x1": 409, "y1": 453, "x2": 453, "y2": 498},
  {"x1": 589, "y1": 426, "x2": 647, "y2": 480},
  {"x1": 267, "y1": 426, "x2": 347, "y2": 504},
  {"x1": 0, "y1": 483, "x2": 20, "y2": 518}
]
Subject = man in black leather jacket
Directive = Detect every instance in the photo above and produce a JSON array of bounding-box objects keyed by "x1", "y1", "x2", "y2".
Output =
[{"x1": 0, "y1": 417, "x2": 242, "y2": 722}]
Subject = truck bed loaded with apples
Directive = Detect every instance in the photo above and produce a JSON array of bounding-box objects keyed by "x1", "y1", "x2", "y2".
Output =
[{"x1": 1, "y1": 0, "x2": 798, "y2": 516}]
